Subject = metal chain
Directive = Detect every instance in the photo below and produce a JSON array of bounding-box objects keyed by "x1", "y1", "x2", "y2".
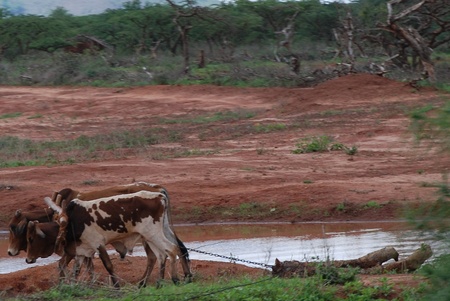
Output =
[{"x1": 187, "y1": 247, "x2": 273, "y2": 269}]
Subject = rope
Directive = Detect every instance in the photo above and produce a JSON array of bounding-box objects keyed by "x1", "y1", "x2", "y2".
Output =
[{"x1": 186, "y1": 247, "x2": 273, "y2": 269}]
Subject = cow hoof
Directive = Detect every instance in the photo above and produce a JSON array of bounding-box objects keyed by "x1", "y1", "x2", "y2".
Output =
[{"x1": 184, "y1": 274, "x2": 193, "y2": 284}]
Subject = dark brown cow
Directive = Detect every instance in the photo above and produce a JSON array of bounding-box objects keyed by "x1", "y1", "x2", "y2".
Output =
[
  {"x1": 7, "y1": 208, "x2": 54, "y2": 256},
  {"x1": 26, "y1": 220, "x2": 96, "y2": 280},
  {"x1": 46, "y1": 190, "x2": 192, "y2": 287}
]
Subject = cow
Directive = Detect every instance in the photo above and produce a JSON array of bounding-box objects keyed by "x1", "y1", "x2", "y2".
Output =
[
  {"x1": 7, "y1": 207, "x2": 55, "y2": 256},
  {"x1": 7, "y1": 194, "x2": 128, "y2": 260},
  {"x1": 25, "y1": 220, "x2": 95, "y2": 280},
  {"x1": 53, "y1": 182, "x2": 190, "y2": 281},
  {"x1": 45, "y1": 190, "x2": 192, "y2": 287}
]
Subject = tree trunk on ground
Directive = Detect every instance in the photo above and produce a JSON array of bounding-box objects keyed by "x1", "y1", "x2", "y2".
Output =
[{"x1": 272, "y1": 245, "x2": 432, "y2": 278}]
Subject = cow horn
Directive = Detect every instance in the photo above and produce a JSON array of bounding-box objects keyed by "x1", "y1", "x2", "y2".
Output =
[
  {"x1": 44, "y1": 196, "x2": 62, "y2": 214},
  {"x1": 28, "y1": 221, "x2": 46, "y2": 239},
  {"x1": 55, "y1": 194, "x2": 62, "y2": 207},
  {"x1": 51, "y1": 191, "x2": 58, "y2": 202},
  {"x1": 35, "y1": 226, "x2": 46, "y2": 239},
  {"x1": 15, "y1": 209, "x2": 22, "y2": 217}
]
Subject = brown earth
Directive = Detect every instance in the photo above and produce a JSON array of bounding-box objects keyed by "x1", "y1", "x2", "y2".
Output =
[{"x1": 0, "y1": 73, "x2": 448, "y2": 298}]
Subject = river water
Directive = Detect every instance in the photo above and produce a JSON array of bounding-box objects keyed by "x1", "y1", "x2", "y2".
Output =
[{"x1": 0, "y1": 221, "x2": 445, "y2": 274}]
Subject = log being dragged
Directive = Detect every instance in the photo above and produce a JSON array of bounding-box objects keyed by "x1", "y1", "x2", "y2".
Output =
[
  {"x1": 372, "y1": 244, "x2": 433, "y2": 273},
  {"x1": 333, "y1": 246, "x2": 399, "y2": 269},
  {"x1": 272, "y1": 245, "x2": 432, "y2": 278}
]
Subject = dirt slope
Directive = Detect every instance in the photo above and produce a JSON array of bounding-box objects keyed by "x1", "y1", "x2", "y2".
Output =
[{"x1": 0, "y1": 73, "x2": 448, "y2": 297}]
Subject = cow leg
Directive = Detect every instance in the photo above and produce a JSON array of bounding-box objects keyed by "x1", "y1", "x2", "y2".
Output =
[
  {"x1": 176, "y1": 237, "x2": 192, "y2": 283},
  {"x1": 110, "y1": 241, "x2": 128, "y2": 260},
  {"x1": 85, "y1": 256, "x2": 95, "y2": 282},
  {"x1": 58, "y1": 253, "x2": 74, "y2": 283},
  {"x1": 73, "y1": 256, "x2": 94, "y2": 282},
  {"x1": 137, "y1": 243, "x2": 158, "y2": 288},
  {"x1": 97, "y1": 245, "x2": 120, "y2": 288},
  {"x1": 168, "y1": 252, "x2": 180, "y2": 285},
  {"x1": 72, "y1": 256, "x2": 82, "y2": 280}
]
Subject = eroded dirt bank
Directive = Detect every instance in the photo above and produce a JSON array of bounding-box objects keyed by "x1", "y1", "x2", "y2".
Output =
[{"x1": 0, "y1": 74, "x2": 448, "y2": 297}]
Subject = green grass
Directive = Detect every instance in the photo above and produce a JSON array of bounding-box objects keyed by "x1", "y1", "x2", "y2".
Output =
[
  {"x1": 293, "y1": 135, "x2": 333, "y2": 154},
  {"x1": 253, "y1": 123, "x2": 287, "y2": 133},
  {"x1": 0, "y1": 112, "x2": 22, "y2": 119},
  {"x1": 364, "y1": 201, "x2": 382, "y2": 209},
  {"x1": 15, "y1": 274, "x2": 423, "y2": 301},
  {"x1": 293, "y1": 136, "x2": 358, "y2": 155},
  {"x1": 160, "y1": 110, "x2": 256, "y2": 124},
  {"x1": 0, "y1": 127, "x2": 184, "y2": 168}
]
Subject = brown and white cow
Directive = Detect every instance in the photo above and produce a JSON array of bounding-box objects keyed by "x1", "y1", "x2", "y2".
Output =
[
  {"x1": 54, "y1": 182, "x2": 190, "y2": 281},
  {"x1": 45, "y1": 190, "x2": 192, "y2": 287}
]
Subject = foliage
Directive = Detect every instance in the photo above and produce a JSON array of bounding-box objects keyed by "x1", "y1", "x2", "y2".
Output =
[
  {"x1": 410, "y1": 101, "x2": 450, "y2": 152},
  {"x1": 0, "y1": 127, "x2": 183, "y2": 167},
  {"x1": 15, "y1": 274, "x2": 422, "y2": 301},
  {"x1": 292, "y1": 135, "x2": 357, "y2": 155},
  {"x1": 293, "y1": 135, "x2": 333, "y2": 153},
  {"x1": 409, "y1": 97, "x2": 450, "y2": 300},
  {"x1": 420, "y1": 253, "x2": 450, "y2": 301}
]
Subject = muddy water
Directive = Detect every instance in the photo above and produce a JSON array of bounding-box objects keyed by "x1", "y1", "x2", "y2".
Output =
[{"x1": 0, "y1": 221, "x2": 444, "y2": 274}]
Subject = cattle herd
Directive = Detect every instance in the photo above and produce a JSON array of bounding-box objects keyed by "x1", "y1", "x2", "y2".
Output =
[{"x1": 7, "y1": 182, "x2": 192, "y2": 288}]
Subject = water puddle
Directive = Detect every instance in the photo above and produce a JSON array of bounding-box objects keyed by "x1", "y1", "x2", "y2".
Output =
[{"x1": 0, "y1": 221, "x2": 445, "y2": 274}]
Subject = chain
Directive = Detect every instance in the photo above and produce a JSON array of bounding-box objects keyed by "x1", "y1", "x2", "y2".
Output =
[{"x1": 187, "y1": 247, "x2": 273, "y2": 269}]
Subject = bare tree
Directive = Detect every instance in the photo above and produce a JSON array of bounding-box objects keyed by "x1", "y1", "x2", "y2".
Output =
[
  {"x1": 378, "y1": 0, "x2": 450, "y2": 82},
  {"x1": 165, "y1": 0, "x2": 200, "y2": 74},
  {"x1": 274, "y1": 10, "x2": 300, "y2": 63}
]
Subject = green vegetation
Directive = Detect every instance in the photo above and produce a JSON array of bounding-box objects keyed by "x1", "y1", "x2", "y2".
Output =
[
  {"x1": 0, "y1": 1, "x2": 448, "y2": 87},
  {"x1": 0, "y1": 127, "x2": 182, "y2": 167},
  {"x1": 409, "y1": 97, "x2": 450, "y2": 300},
  {"x1": 363, "y1": 201, "x2": 382, "y2": 209},
  {"x1": 14, "y1": 274, "x2": 424, "y2": 301},
  {"x1": 0, "y1": 112, "x2": 22, "y2": 119},
  {"x1": 293, "y1": 135, "x2": 333, "y2": 153},
  {"x1": 292, "y1": 135, "x2": 358, "y2": 155},
  {"x1": 161, "y1": 110, "x2": 256, "y2": 124}
]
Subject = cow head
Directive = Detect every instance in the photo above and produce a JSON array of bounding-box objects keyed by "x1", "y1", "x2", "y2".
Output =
[
  {"x1": 7, "y1": 210, "x2": 28, "y2": 256},
  {"x1": 26, "y1": 221, "x2": 46, "y2": 263},
  {"x1": 26, "y1": 220, "x2": 60, "y2": 264}
]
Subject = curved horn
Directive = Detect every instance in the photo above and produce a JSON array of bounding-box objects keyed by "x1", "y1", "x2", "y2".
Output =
[
  {"x1": 28, "y1": 221, "x2": 46, "y2": 239},
  {"x1": 51, "y1": 191, "x2": 58, "y2": 202},
  {"x1": 55, "y1": 194, "x2": 63, "y2": 207},
  {"x1": 44, "y1": 196, "x2": 62, "y2": 214},
  {"x1": 15, "y1": 209, "x2": 22, "y2": 218}
]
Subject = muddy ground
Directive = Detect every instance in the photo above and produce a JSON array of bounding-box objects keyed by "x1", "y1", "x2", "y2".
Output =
[{"x1": 0, "y1": 73, "x2": 448, "y2": 297}]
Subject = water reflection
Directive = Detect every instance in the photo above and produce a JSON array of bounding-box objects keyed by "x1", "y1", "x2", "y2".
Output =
[{"x1": 0, "y1": 222, "x2": 445, "y2": 274}]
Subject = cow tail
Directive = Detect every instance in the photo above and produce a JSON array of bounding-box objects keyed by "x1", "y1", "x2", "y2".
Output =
[{"x1": 176, "y1": 235, "x2": 190, "y2": 262}]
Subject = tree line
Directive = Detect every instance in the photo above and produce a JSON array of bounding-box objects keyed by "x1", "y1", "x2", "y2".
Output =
[{"x1": 0, "y1": 0, "x2": 449, "y2": 81}]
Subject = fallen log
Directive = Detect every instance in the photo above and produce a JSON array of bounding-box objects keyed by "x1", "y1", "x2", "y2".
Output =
[
  {"x1": 370, "y1": 244, "x2": 432, "y2": 273},
  {"x1": 333, "y1": 246, "x2": 399, "y2": 269},
  {"x1": 272, "y1": 245, "x2": 431, "y2": 278}
]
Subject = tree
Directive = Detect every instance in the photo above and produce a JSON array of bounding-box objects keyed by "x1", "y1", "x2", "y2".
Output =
[{"x1": 378, "y1": 0, "x2": 450, "y2": 82}]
